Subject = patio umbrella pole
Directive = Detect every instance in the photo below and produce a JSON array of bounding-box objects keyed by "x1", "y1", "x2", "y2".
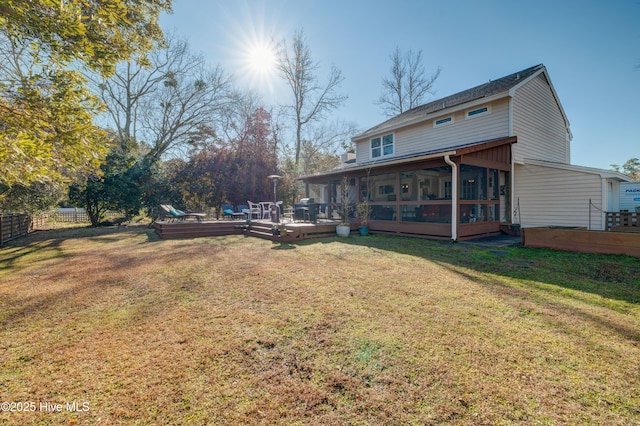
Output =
[{"x1": 267, "y1": 175, "x2": 282, "y2": 223}]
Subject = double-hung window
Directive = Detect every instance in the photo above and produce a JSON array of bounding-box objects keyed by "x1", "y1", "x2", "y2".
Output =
[{"x1": 371, "y1": 134, "x2": 394, "y2": 158}]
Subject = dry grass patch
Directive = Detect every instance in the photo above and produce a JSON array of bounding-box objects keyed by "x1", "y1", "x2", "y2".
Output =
[{"x1": 0, "y1": 227, "x2": 639, "y2": 424}]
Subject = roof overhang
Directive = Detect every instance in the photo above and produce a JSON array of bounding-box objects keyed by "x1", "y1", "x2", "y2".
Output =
[
  {"x1": 300, "y1": 136, "x2": 516, "y2": 181},
  {"x1": 300, "y1": 150, "x2": 457, "y2": 181},
  {"x1": 520, "y1": 158, "x2": 631, "y2": 181}
]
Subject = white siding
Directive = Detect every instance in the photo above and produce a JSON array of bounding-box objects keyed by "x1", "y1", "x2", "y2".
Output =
[
  {"x1": 355, "y1": 139, "x2": 368, "y2": 163},
  {"x1": 515, "y1": 163, "x2": 606, "y2": 230},
  {"x1": 512, "y1": 74, "x2": 570, "y2": 164},
  {"x1": 356, "y1": 99, "x2": 510, "y2": 163}
]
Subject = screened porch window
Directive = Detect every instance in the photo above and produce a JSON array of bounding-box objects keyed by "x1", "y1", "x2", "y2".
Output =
[
  {"x1": 399, "y1": 167, "x2": 452, "y2": 202},
  {"x1": 460, "y1": 165, "x2": 487, "y2": 200},
  {"x1": 365, "y1": 172, "x2": 396, "y2": 202},
  {"x1": 396, "y1": 166, "x2": 453, "y2": 223},
  {"x1": 459, "y1": 165, "x2": 500, "y2": 223}
]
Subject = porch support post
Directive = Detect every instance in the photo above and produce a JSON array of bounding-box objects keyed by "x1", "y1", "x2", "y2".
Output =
[{"x1": 445, "y1": 154, "x2": 458, "y2": 241}]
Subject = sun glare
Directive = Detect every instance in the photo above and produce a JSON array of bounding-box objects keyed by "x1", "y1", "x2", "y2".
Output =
[
  {"x1": 246, "y1": 42, "x2": 277, "y2": 76},
  {"x1": 225, "y1": 2, "x2": 284, "y2": 98}
]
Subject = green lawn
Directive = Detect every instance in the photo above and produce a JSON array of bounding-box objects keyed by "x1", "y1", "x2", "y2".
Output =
[{"x1": 1, "y1": 226, "x2": 639, "y2": 425}]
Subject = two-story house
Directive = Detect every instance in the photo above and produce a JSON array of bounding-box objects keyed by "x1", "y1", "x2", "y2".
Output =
[{"x1": 301, "y1": 64, "x2": 629, "y2": 240}]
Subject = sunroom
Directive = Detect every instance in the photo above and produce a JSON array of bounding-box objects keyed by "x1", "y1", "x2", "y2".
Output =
[{"x1": 300, "y1": 136, "x2": 516, "y2": 241}]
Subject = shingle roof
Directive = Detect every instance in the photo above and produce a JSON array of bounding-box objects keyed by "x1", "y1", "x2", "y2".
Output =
[
  {"x1": 354, "y1": 64, "x2": 545, "y2": 141},
  {"x1": 301, "y1": 136, "x2": 516, "y2": 180}
]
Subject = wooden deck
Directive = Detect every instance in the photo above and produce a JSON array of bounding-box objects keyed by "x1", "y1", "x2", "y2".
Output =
[
  {"x1": 153, "y1": 219, "x2": 356, "y2": 242},
  {"x1": 153, "y1": 220, "x2": 243, "y2": 240}
]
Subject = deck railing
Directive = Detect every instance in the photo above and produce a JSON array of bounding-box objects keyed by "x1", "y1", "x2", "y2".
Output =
[{"x1": 606, "y1": 211, "x2": 639, "y2": 232}]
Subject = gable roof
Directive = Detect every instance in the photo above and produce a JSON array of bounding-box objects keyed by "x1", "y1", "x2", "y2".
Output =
[{"x1": 354, "y1": 64, "x2": 547, "y2": 142}]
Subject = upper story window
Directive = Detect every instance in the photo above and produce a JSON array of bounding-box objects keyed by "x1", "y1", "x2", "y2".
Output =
[
  {"x1": 371, "y1": 134, "x2": 394, "y2": 158},
  {"x1": 434, "y1": 116, "x2": 453, "y2": 127},
  {"x1": 466, "y1": 105, "x2": 490, "y2": 119}
]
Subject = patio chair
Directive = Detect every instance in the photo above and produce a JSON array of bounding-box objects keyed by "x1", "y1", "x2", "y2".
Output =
[
  {"x1": 221, "y1": 204, "x2": 247, "y2": 220},
  {"x1": 221, "y1": 204, "x2": 234, "y2": 220},
  {"x1": 247, "y1": 201, "x2": 261, "y2": 220},
  {"x1": 259, "y1": 201, "x2": 273, "y2": 219},
  {"x1": 160, "y1": 204, "x2": 206, "y2": 222},
  {"x1": 282, "y1": 206, "x2": 294, "y2": 223}
]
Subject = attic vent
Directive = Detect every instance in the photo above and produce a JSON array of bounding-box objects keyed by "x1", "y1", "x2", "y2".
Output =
[
  {"x1": 516, "y1": 72, "x2": 520, "y2": 79},
  {"x1": 465, "y1": 105, "x2": 491, "y2": 119},
  {"x1": 434, "y1": 116, "x2": 453, "y2": 127}
]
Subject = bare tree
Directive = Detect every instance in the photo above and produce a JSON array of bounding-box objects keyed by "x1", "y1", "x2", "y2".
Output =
[
  {"x1": 97, "y1": 35, "x2": 234, "y2": 164},
  {"x1": 299, "y1": 120, "x2": 359, "y2": 175},
  {"x1": 377, "y1": 46, "x2": 441, "y2": 117},
  {"x1": 276, "y1": 28, "x2": 347, "y2": 166}
]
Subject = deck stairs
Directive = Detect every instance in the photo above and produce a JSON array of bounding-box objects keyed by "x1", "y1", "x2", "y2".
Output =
[{"x1": 244, "y1": 220, "x2": 343, "y2": 242}]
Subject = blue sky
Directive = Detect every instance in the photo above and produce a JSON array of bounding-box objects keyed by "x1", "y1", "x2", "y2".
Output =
[{"x1": 160, "y1": 0, "x2": 639, "y2": 170}]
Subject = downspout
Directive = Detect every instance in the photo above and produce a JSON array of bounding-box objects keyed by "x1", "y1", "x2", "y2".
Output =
[
  {"x1": 600, "y1": 177, "x2": 607, "y2": 231},
  {"x1": 508, "y1": 98, "x2": 516, "y2": 226},
  {"x1": 444, "y1": 155, "x2": 457, "y2": 241},
  {"x1": 511, "y1": 161, "x2": 516, "y2": 225}
]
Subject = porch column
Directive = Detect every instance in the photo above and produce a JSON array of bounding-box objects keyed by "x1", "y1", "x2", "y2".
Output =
[{"x1": 445, "y1": 155, "x2": 458, "y2": 241}]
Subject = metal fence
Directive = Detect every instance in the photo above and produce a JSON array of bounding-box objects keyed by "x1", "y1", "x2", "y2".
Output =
[
  {"x1": 48, "y1": 209, "x2": 121, "y2": 223},
  {"x1": 50, "y1": 208, "x2": 90, "y2": 222}
]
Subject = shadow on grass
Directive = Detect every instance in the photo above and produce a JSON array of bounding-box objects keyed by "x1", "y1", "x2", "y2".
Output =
[
  {"x1": 271, "y1": 240, "x2": 296, "y2": 250},
  {"x1": 3, "y1": 226, "x2": 638, "y2": 332},
  {"x1": 293, "y1": 234, "x2": 640, "y2": 306},
  {"x1": 447, "y1": 264, "x2": 640, "y2": 343},
  {"x1": 0, "y1": 239, "x2": 206, "y2": 329},
  {"x1": 0, "y1": 235, "x2": 68, "y2": 275}
]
